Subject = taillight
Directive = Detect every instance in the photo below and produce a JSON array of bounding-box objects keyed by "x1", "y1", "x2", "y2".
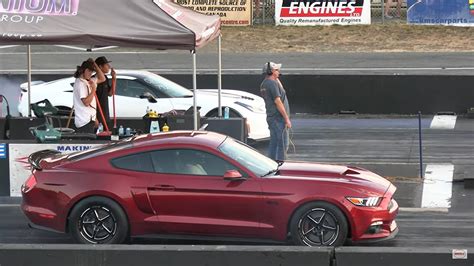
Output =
[{"x1": 22, "y1": 174, "x2": 37, "y2": 193}]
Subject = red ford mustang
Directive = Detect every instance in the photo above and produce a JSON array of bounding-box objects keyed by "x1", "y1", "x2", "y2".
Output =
[{"x1": 22, "y1": 131, "x2": 398, "y2": 246}]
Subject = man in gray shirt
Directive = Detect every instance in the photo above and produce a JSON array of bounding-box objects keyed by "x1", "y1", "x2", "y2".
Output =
[{"x1": 260, "y1": 62, "x2": 291, "y2": 161}]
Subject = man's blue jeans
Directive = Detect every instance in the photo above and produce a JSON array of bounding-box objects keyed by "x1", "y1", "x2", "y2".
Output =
[{"x1": 267, "y1": 116, "x2": 289, "y2": 161}]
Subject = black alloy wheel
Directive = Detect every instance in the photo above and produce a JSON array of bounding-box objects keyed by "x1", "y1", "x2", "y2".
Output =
[
  {"x1": 290, "y1": 202, "x2": 348, "y2": 247},
  {"x1": 79, "y1": 206, "x2": 117, "y2": 243},
  {"x1": 69, "y1": 196, "x2": 129, "y2": 244}
]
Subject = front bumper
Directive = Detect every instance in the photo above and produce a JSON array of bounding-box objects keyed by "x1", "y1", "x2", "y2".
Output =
[
  {"x1": 351, "y1": 224, "x2": 399, "y2": 244},
  {"x1": 349, "y1": 196, "x2": 399, "y2": 243}
]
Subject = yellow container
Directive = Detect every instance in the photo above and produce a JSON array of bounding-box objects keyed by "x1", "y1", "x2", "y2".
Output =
[{"x1": 162, "y1": 123, "x2": 169, "y2": 132}]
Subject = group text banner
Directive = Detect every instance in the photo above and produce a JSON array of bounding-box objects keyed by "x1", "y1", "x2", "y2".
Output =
[
  {"x1": 407, "y1": 0, "x2": 474, "y2": 26},
  {"x1": 175, "y1": 0, "x2": 252, "y2": 26},
  {"x1": 275, "y1": 0, "x2": 370, "y2": 26}
]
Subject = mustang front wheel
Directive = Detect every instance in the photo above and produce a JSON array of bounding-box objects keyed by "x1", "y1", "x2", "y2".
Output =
[{"x1": 290, "y1": 202, "x2": 348, "y2": 247}]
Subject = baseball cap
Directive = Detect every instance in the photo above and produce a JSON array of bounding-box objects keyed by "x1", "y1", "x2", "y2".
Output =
[
  {"x1": 95, "y1": 56, "x2": 112, "y2": 66},
  {"x1": 262, "y1": 62, "x2": 282, "y2": 74},
  {"x1": 269, "y1": 62, "x2": 282, "y2": 70}
]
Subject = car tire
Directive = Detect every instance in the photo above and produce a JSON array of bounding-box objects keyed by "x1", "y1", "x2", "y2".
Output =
[
  {"x1": 289, "y1": 201, "x2": 348, "y2": 247},
  {"x1": 68, "y1": 196, "x2": 129, "y2": 244},
  {"x1": 206, "y1": 108, "x2": 241, "y2": 118}
]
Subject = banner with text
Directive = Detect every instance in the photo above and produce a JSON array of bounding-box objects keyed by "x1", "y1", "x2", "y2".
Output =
[
  {"x1": 9, "y1": 143, "x2": 102, "y2": 196},
  {"x1": 275, "y1": 0, "x2": 370, "y2": 26},
  {"x1": 175, "y1": 0, "x2": 252, "y2": 26},
  {"x1": 407, "y1": 0, "x2": 474, "y2": 26}
]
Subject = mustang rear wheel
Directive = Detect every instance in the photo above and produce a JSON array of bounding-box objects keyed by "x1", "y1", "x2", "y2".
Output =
[
  {"x1": 69, "y1": 196, "x2": 129, "y2": 244},
  {"x1": 290, "y1": 202, "x2": 348, "y2": 247}
]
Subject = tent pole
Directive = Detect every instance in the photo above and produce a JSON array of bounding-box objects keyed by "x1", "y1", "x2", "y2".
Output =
[
  {"x1": 27, "y1": 45, "x2": 32, "y2": 117},
  {"x1": 192, "y1": 50, "x2": 198, "y2": 130},
  {"x1": 218, "y1": 34, "x2": 222, "y2": 117}
]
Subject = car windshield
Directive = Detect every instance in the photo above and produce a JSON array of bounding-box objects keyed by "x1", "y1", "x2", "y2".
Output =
[
  {"x1": 142, "y1": 73, "x2": 193, "y2": 98},
  {"x1": 218, "y1": 138, "x2": 278, "y2": 177}
]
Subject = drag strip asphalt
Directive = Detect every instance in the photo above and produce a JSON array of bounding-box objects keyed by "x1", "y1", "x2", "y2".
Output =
[
  {"x1": 1, "y1": 49, "x2": 474, "y2": 75},
  {"x1": 1, "y1": 202, "x2": 473, "y2": 247},
  {"x1": 0, "y1": 117, "x2": 473, "y2": 246}
]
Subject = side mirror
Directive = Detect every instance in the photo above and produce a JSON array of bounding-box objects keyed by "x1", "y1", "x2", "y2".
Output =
[
  {"x1": 140, "y1": 92, "x2": 157, "y2": 103},
  {"x1": 223, "y1": 170, "x2": 245, "y2": 181}
]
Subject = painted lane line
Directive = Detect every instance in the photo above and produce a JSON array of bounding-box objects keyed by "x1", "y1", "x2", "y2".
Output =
[
  {"x1": 2, "y1": 67, "x2": 474, "y2": 73},
  {"x1": 430, "y1": 115, "x2": 457, "y2": 129},
  {"x1": 399, "y1": 207, "x2": 449, "y2": 213},
  {"x1": 421, "y1": 164, "x2": 454, "y2": 209}
]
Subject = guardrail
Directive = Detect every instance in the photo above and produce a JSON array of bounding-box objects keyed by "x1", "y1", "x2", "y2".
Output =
[{"x1": 0, "y1": 245, "x2": 472, "y2": 266}]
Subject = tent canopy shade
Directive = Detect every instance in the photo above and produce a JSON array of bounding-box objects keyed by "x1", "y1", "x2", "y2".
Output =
[
  {"x1": 0, "y1": 0, "x2": 221, "y2": 50},
  {"x1": 0, "y1": 0, "x2": 222, "y2": 126}
]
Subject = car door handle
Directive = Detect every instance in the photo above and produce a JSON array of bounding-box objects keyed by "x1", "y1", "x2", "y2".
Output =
[{"x1": 150, "y1": 185, "x2": 176, "y2": 191}]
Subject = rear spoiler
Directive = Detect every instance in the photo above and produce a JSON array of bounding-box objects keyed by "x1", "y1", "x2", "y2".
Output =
[
  {"x1": 20, "y1": 81, "x2": 46, "y2": 92},
  {"x1": 28, "y1": 149, "x2": 61, "y2": 170}
]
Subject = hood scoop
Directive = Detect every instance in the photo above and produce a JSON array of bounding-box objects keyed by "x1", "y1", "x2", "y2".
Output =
[
  {"x1": 342, "y1": 168, "x2": 361, "y2": 176},
  {"x1": 277, "y1": 163, "x2": 368, "y2": 178}
]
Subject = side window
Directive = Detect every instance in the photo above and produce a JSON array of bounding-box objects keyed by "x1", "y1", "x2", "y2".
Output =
[
  {"x1": 114, "y1": 79, "x2": 128, "y2": 97},
  {"x1": 150, "y1": 149, "x2": 243, "y2": 177},
  {"x1": 115, "y1": 78, "x2": 157, "y2": 98},
  {"x1": 111, "y1": 152, "x2": 154, "y2": 172}
]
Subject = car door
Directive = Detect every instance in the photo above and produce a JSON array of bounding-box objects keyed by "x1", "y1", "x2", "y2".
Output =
[
  {"x1": 111, "y1": 76, "x2": 174, "y2": 117},
  {"x1": 146, "y1": 148, "x2": 264, "y2": 238}
]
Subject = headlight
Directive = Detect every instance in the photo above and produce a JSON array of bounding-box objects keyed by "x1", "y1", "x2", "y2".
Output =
[
  {"x1": 234, "y1": 101, "x2": 265, "y2": 113},
  {"x1": 346, "y1": 196, "x2": 381, "y2": 207}
]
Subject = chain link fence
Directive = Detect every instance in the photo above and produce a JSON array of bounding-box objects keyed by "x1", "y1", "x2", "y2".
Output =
[
  {"x1": 252, "y1": 0, "x2": 407, "y2": 24},
  {"x1": 372, "y1": 0, "x2": 407, "y2": 23},
  {"x1": 252, "y1": 0, "x2": 275, "y2": 24}
]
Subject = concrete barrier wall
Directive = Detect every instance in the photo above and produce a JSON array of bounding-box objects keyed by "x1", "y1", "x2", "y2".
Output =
[
  {"x1": 1, "y1": 245, "x2": 473, "y2": 266},
  {"x1": 336, "y1": 247, "x2": 474, "y2": 266},
  {"x1": 0, "y1": 244, "x2": 333, "y2": 266},
  {"x1": 164, "y1": 74, "x2": 474, "y2": 115},
  {"x1": 2, "y1": 74, "x2": 474, "y2": 116}
]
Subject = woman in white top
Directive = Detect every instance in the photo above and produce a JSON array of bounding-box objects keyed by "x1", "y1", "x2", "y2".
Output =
[{"x1": 72, "y1": 58, "x2": 105, "y2": 133}]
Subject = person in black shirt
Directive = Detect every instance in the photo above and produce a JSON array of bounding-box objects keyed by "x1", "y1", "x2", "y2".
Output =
[{"x1": 94, "y1": 56, "x2": 116, "y2": 130}]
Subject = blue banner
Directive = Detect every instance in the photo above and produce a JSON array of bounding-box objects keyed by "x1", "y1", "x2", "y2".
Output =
[
  {"x1": 407, "y1": 0, "x2": 474, "y2": 26},
  {"x1": 0, "y1": 143, "x2": 6, "y2": 159}
]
